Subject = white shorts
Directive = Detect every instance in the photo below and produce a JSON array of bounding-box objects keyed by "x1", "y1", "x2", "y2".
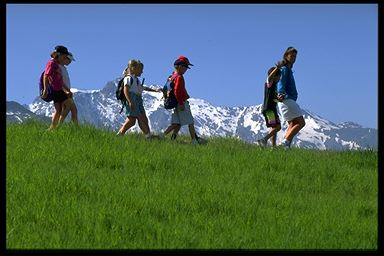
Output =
[
  {"x1": 171, "y1": 101, "x2": 194, "y2": 126},
  {"x1": 278, "y1": 98, "x2": 303, "y2": 122}
]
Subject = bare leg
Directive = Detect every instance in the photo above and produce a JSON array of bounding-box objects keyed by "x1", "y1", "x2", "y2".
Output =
[
  {"x1": 164, "y1": 124, "x2": 180, "y2": 136},
  {"x1": 188, "y1": 124, "x2": 197, "y2": 140},
  {"x1": 285, "y1": 116, "x2": 305, "y2": 141},
  {"x1": 59, "y1": 98, "x2": 73, "y2": 124},
  {"x1": 263, "y1": 124, "x2": 281, "y2": 146},
  {"x1": 49, "y1": 102, "x2": 63, "y2": 130},
  {"x1": 117, "y1": 117, "x2": 137, "y2": 135},
  {"x1": 70, "y1": 103, "x2": 78, "y2": 126},
  {"x1": 138, "y1": 113, "x2": 150, "y2": 135}
]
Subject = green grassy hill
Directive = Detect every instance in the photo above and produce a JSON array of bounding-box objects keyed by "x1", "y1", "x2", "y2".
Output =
[{"x1": 6, "y1": 121, "x2": 378, "y2": 249}]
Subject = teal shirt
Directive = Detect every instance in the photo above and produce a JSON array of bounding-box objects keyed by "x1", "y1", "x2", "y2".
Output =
[{"x1": 277, "y1": 66, "x2": 298, "y2": 101}]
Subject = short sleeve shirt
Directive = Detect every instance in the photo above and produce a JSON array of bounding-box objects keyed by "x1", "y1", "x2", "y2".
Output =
[{"x1": 44, "y1": 59, "x2": 65, "y2": 91}]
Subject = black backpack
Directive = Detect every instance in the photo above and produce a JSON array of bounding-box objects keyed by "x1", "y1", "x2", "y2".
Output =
[
  {"x1": 39, "y1": 71, "x2": 54, "y2": 102},
  {"x1": 162, "y1": 76, "x2": 178, "y2": 109},
  {"x1": 116, "y1": 75, "x2": 133, "y2": 114}
]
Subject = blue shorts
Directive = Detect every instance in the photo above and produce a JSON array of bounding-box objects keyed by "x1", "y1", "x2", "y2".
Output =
[{"x1": 124, "y1": 93, "x2": 145, "y2": 117}]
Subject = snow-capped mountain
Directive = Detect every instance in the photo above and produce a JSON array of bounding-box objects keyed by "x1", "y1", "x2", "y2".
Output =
[
  {"x1": 17, "y1": 78, "x2": 377, "y2": 150},
  {"x1": 6, "y1": 101, "x2": 50, "y2": 124}
]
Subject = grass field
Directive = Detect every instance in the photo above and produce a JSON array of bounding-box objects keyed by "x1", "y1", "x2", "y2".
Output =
[{"x1": 6, "y1": 120, "x2": 378, "y2": 249}]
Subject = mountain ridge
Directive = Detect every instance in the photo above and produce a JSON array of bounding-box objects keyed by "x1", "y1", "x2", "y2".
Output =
[{"x1": 7, "y1": 79, "x2": 377, "y2": 150}]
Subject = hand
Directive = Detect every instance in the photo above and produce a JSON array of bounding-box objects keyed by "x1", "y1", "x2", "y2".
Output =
[
  {"x1": 66, "y1": 91, "x2": 73, "y2": 98},
  {"x1": 277, "y1": 93, "x2": 285, "y2": 102},
  {"x1": 41, "y1": 89, "x2": 48, "y2": 98}
]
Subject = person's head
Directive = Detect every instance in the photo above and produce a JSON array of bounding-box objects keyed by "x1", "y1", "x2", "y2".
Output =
[
  {"x1": 63, "y1": 52, "x2": 75, "y2": 66},
  {"x1": 174, "y1": 55, "x2": 193, "y2": 74},
  {"x1": 126, "y1": 59, "x2": 144, "y2": 76},
  {"x1": 50, "y1": 45, "x2": 75, "y2": 65},
  {"x1": 282, "y1": 46, "x2": 298, "y2": 66},
  {"x1": 268, "y1": 67, "x2": 281, "y2": 83}
]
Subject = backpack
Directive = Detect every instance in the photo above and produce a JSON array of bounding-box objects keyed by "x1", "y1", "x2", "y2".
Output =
[
  {"x1": 162, "y1": 76, "x2": 178, "y2": 109},
  {"x1": 39, "y1": 71, "x2": 54, "y2": 102}
]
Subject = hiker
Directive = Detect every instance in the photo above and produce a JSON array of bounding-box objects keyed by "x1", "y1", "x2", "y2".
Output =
[
  {"x1": 116, "y1": 59, "x2": 162, "y2": 137},
  {"x1": 41, "y1": 45, "x2": 74, "y2": 130},
  {"x1": 58, "y1": 52, "x2": 78, "y2": 126},
  {"x1": 257, "y1": 64, "x2": 284, "y2": 147},
  {"x1": 161, "y1": 56, "x2": 205, "y2": 144},
  {"x1": 276, "y1": 46, "x2": 305, "y2": 148}
]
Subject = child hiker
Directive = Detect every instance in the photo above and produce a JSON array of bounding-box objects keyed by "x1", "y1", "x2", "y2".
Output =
[
  {"x1": 116, "y1": 59, "x2": 162, "y2": 137},
  {"x1": 257, "y1": 64, "x2": 284, "y2": 147},
  {"x1": 161, "y1": 56, "x2": 206, "y2": 144},
  {"x1": 276, "y1": 46, "x2": 306, "y2": 148},
  {"x1": 41, "y1": 45, "x2": 74, "y2": 130},
  {"x1": 58, "y1": 52, "x2": 78, "y2": 126}
]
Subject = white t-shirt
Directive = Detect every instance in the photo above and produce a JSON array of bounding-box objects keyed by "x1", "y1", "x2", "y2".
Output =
[
  {"x1": 124, "y1": 75, "x2": 143, "y2": 95},
  {"x1": 59, "y1": 64, "x2": 71, "y2": 89}
]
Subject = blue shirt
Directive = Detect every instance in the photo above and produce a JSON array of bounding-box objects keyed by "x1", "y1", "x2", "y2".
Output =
[{"x1": 276, "y1": 66, "x2": 298, "y2": 101}]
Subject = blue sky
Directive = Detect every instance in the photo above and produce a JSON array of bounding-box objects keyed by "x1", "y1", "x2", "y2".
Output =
[{"x1": 6, "y1": 4, "x2": 378, "y2": 128}]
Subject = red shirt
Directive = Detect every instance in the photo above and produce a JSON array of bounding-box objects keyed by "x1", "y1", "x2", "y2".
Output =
[
  {"x1": 171, "y1": 72, "x2": 190, "y2": 105},
  {"x1": 44, "y1": 59, "x2": 65, "y2": 91}
]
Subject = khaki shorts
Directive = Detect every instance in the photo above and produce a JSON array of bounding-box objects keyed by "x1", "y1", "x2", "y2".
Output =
[{"x1": 171, "y1": 101, "x2": 194, "y2": 126}]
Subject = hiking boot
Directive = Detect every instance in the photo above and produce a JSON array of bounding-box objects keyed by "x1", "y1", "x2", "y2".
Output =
[{"x1": 257, "y1": 138, "x2": 267, "y2": 147}]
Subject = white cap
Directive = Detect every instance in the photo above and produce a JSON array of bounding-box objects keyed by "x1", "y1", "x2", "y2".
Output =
[{"x1": 67, "y1": 52, "x2": 75, "y2": 61}]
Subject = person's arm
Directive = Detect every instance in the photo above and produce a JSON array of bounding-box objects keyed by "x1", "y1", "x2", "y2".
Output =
[
  {"x1": 143, "y1": 86, "x2": 162, "y2": 93},
  {"x1": 276, "y1": 66, "x2": 288, "y2": 101},
  {"x1": 174, "y1": 76, "x2": 185, "y2": 105},
  {"x1": 62, "y1": 84, "x2": 73, "y2": 97},
  {"x1": 267, "y1": 60, "x2": 285, "y2": 82},
  {"x1": 124, "y1": 78, "x2": 134, "y2": 110}
]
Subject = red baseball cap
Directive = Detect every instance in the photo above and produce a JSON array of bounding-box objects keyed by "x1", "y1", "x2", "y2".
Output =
[{"x1": 174, "y1": 55, "x2": 194, "y2": 68}]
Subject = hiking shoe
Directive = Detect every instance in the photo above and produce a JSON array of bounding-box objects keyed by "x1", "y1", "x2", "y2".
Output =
[
  {"x1": 257, "y1": 138, "x2": 267, "y2": 147},
  {"x1": 279, "y1": 139, "x2": 291, "y2": 149},
  {"x1": 158, "y1": 133, "x2": 165, "y2": 139}
]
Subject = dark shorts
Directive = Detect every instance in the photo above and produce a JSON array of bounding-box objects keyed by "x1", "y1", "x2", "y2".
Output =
[
  {"x1": 262, "y1": 108, "x2": 281, "y2": 128},
  {"x1": 52, "y1": 90, "x2": 69, "y2": 103}
]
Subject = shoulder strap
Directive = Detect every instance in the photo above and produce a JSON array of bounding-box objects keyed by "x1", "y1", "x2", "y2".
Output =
[{"x1": 125, "y1": 75, "x2": 134, "y2": 87}]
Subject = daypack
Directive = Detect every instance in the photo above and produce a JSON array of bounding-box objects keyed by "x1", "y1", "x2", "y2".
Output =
[
  {"x1": 162, "y1": 76, "x2": 178, "y2": 109},
  {"x1": 116, "y1": 75, "x2": 145, "y2": 114},
  {"x1": 39, "y1": 71, "x2": 54, "y2": 102}
]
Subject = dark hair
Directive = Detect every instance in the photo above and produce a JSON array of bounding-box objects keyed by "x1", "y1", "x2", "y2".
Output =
[
  {"x1": 283, "y1": 46, "x2": 297, "y2": 59},
  {"x1": 268, "y1": 67, "x2": 281, "y2": 76}
]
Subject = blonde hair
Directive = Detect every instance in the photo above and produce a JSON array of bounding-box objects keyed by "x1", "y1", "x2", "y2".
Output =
[{"x1": 123, "y1": 59, "x2": 143, "y2": 76}]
